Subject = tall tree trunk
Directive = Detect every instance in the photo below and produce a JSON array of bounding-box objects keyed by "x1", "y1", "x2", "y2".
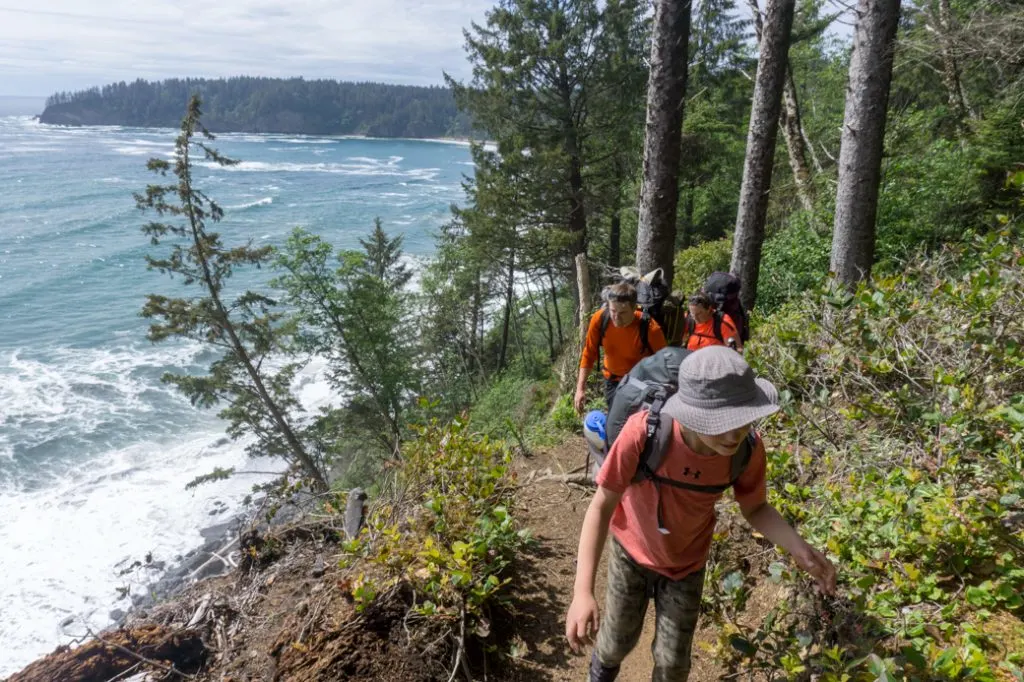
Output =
[
  {"x1": 831, "y1": 0, "x2": 902, "y2": 287},
  {"x1": 525, "y1": 280, "x2": 556, "y2": 362},
  {"x1": 636, "y1": 0, "x2": 693, "y2": 286},
  {"x1": 559, "y1": 59, "x2": 589, "y2": 325},
  {"x1": 548, "y1": 268, "x2": 564, "y2": 347},
  {"x1": 568, "y1": 147, "x2": 588, "y2": 318},
  {"x1": 935, "y1": 0, "x2": 972, "y2": 130},
  {"x1": 748, "y1": 0, "x2": 815, "y2": 214},
  {"x1": 731, "y1": 0, "x2": 797, "y2": 311},
  {"x1": 470, "y1": 268, "x2": 481, "y2": 359},
  {"x1": 498, "y1": 253, "x2": 516, "y2": 371},
  {"x1": 609, "y1": 211, "x2": 622, "y2": 269},
  {"x1": 575, "y1": 252, "x2": 591, "y2": 348},
  {"x1": 780, "y1": 65, "x2": 816, "y2": 212},
  {"x1": 557, "y1": 252, "x2": 591, "y2": 393}
]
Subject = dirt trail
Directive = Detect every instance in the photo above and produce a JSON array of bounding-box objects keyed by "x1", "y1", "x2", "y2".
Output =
[{"x1": 502, "y1": 440, "x2": 726, "y2": 682}]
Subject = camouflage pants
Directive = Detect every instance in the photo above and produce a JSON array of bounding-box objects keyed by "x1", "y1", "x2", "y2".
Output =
[{"x1": 591, "y1": 541, "x2": 705, "y2": 682}]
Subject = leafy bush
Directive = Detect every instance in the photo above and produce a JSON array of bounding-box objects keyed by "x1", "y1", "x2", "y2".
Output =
[
  {"x1": 469, "y1": 373, "x2": 558, "y2": 443},
  {"x1": 673, "y1": 237, "x2": 732, "y2": 297},
  {"x1": 340, "y1": 416, "x2": 529, "y2": 657},
  {"x1": 709, "y1": 228, "x2": 1024, "y2": 681},
  {"x1": 757, "y1": 213, "x2": 832, "y2": 312},
  {"x1": 549, "y1": 393, "x2": 580, "y2": 433}
]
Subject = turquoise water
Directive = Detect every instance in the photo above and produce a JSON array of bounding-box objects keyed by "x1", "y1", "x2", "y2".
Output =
[{"x1": 0, "y1": 112, "x2": 470, "y2": 674}]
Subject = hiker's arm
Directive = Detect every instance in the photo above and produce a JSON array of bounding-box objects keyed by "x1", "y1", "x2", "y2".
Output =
[
  {"x1": 575, "y1": 367, "x2": 591, "y2": 413},
  {"x1": 574, "y1": 485, "x2": 621, "y2": 596},
  {"x1": 741, "y1": 501, "x2": 836, "y2": 595},
  {"x1": 566, "y1": 485, "x2": 622, "y2": 652},
  {"x1": 735, "y1": 439, "x2": 834, "y2": 594}
]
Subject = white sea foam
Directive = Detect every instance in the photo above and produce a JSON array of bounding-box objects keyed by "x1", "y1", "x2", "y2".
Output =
[
  {"x1": 0, "y1": 344, "x2": 202, "y2": 463},
  {"x1": 0, "y1": 431, "x2": 260, "y2": 676},
  {"x1": 0, "y1": 341, "x2": 338, "y2": 676},
  {"x1": 198, "y1": 160, "x2": 438, "y2": 181},
  {"x1": 226, "y1": 197, "x2": 274, "y2": 210}
]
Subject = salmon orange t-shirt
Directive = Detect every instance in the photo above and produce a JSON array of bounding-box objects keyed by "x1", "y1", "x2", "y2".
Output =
[
  {"x1": 580, "y1": 309, "x2": 667, "y2": 379},
  {"x1": 595, "y1": 411, "x2": 767, "y2": 580},
  {"x1": 686, "y1": 313, "x2": 740, "y2": 351}
]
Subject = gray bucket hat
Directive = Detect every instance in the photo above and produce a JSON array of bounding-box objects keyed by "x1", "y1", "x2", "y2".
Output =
[{"x1": 662, "y1": 346, "x2": 779, "y2": 435}]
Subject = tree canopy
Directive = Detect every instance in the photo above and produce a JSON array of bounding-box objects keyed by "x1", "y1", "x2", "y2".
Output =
[{"x1": 42, "y1": 77, "x2": 473, "y2": 138}]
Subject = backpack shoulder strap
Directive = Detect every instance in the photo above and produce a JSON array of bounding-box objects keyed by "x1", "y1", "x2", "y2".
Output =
[
  {"x1": 639, "y1": 313, "x2": 652, "y2": 354},
  {"x1": 729, "y1": 431, "x2": 757, "y2": 483},
  {"x1": 635, "y1": 391, "x2": 669, "y2": 481},
  {"x1": 683, "y1": 312, "x2": 695, "y2": 342},
  {"x1": 713, "y1": 310, "x2": 725, "y2": 343},
  {"x1": 598, "y1": 308, "x2": 610, "y2": 347}
]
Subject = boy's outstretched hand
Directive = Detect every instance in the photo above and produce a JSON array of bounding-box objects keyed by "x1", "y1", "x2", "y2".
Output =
[
  {"x1": 565, "y1": 592, "x2": 601, "y2": 653},
  {"x1": 792, "y1": 541, "x2": 837, "y2": 595}
]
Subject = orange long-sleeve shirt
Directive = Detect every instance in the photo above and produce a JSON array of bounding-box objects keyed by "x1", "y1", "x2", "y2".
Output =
[{"x1": 580, "y1": 309, "x2": 666, "y2": 380}]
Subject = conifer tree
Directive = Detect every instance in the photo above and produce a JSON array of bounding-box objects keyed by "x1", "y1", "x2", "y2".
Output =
[
  {"x1": 447, "y1": 0, "x2": 645, "y2": 311},
  {"x1": 135, "y1": 96, "x2": 329, "y2": 492},
  {"x1": 275, "y1": 222, "x2": 418, "y2": 456}
]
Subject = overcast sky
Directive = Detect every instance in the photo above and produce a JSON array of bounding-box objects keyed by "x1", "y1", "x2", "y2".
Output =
[
  {"x1": 0, "y1": 1, "x2": 853, "y2": 99},
  {"x1": 0, "y1": 0, "x2": 494, "y2": 96}
]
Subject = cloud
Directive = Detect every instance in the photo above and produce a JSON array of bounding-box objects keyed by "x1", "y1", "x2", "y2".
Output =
[{"x1": 0, "y1": 0, "x2": 491, "y2": 96}]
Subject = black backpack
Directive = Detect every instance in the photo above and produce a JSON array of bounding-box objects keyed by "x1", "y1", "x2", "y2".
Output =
[
  {"x1": 608, "y1": 267, "x2": 670, "y2": 328},
  {"x1": 635, "y1": 271, "x2": 669, "y2": 328},
  {"x1": 604, "y1": 347, "x2": 689, "y2": 447},
  {"x1": 703, "y1": 272, "x2": 750, "y2": 343},
  {"x1": 594, "y1": 347, "x2": 755, "y2": 533}
]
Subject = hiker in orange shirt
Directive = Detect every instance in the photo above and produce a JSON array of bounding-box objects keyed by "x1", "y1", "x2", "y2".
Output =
[
  {"x1": 684, "y1": 292, "x2": 742, "y2": 352},
  {"x1": 576, "y1": 283, "x2": 667, "y2": 413},
  {"x1": 565, "y1": 347, "x2": 836, "y2": 681}
]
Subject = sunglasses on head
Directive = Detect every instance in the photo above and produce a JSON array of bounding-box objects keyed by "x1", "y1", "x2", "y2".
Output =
[{"x1": 606, "y1": 293, "x2": 635, "y2": 304}]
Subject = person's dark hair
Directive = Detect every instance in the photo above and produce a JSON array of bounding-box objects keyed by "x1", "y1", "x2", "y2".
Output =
[
  {"x1": 688, "y1": 292, "x2": 713, "y2": 309},
  {"x1": 605, "y1": 282, "x2": 637, "y2": 305}
]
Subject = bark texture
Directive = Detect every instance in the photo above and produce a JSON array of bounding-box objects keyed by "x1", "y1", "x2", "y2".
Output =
[
  {"x1": 830, "y1": 0, "x2": 902, "y2": 286},
  {"x1": 635, "y1": 0, "x2": 693, "y2": 286},
  {"x1": 731, "y1": 0, "x2": 797, "y2": 310},
  {"x1": 748, "y1": 0, "x2": 816, "y2": 213}
]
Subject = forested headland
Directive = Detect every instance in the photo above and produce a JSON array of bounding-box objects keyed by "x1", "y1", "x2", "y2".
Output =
[{"x1": 38, "y1": 77, "x2": 473, "y2": 137}]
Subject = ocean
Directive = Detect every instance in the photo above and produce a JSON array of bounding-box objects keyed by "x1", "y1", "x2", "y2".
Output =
[{"x1": 0, "y1": 99, "x2": 471, "y2": 675}]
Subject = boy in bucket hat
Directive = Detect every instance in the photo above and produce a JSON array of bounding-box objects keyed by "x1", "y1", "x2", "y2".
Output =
[{"x1": 565, "y1": 346, "x2": 836, "y2": 681}]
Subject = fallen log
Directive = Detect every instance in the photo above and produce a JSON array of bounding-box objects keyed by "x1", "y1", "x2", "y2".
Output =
[{"x1": 7, "y1": 624, "x2": 206, "y2": 682}]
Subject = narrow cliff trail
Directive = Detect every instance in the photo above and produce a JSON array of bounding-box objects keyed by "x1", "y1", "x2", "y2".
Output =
[{"x1": 502, "y1": 438, "x2": 731, "y2": 682}]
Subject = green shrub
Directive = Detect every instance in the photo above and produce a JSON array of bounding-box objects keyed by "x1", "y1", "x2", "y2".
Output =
[
  {"x1": 549, "y1": 393, "x2": 579, "y2": 432},
  {"x1": 757, "y1": 213, "x2": 832, "y2": 312},
  {"x1": 713, "y1": 229, "x2": 1024, "y2": 681},
  {"x1": 340, "y1": 416, "x2": 529, "y2": 645},
  {"x1": 673, "y1": 237, "x2": 732, "y2": 296},
  {"x1": 469, "y1": 373, "x2": 554, "y2": 440}
]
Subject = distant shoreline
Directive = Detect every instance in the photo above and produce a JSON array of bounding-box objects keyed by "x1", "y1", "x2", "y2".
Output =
[{"x1": 27, "y1": 119, "x2": 482, "y2": 146}]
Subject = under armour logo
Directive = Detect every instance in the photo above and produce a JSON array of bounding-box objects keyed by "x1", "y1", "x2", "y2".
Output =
[{"x1": 681, "y1": 467, "x2": 702, "y2": 479}]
